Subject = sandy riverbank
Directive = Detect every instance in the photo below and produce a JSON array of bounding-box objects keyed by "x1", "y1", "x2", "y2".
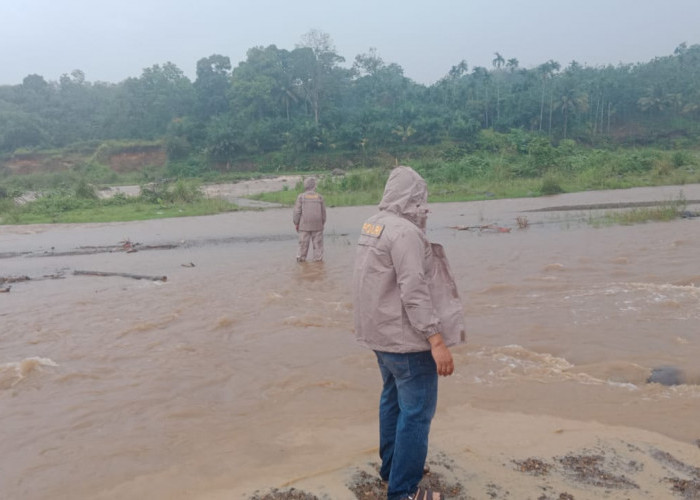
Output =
[
  {"x1": 199, "y1": 405, "x2": 700, "y2": 500},
  {"x1": 96, "y1": 175, "x2": 304, "y2": 208},
  {"x1": 14, "y1": 175, "x2": 305, "y2": 207},
  {"x1": 98, "y1": 175, "x2": 304, "y2": 199}
]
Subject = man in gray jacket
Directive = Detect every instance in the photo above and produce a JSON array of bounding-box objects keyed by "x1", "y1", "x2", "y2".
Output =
[
  {"x1": 293, "y1": 177, "x2": 326, "y2": 262},
  {"x1": 353, "y1": 166, "x2": 466, "y2": 500}
]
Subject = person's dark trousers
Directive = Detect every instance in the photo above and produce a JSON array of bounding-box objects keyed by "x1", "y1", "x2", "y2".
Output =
[{"x1": 374, "y1": 350, "x2": 438, "y2": 500}]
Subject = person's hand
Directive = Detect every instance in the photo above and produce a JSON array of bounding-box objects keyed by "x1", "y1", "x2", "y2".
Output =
[
  {"x1": 428, "y1": 333, "x2": 454, "y2": 376},
  {"x1": 295, "y1": 224, "x2": 299, "y2": 232}
]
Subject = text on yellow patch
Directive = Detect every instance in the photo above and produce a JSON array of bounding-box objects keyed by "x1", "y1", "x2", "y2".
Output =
[{"x1": 361, "y1": 222, "x2": 385, "y2": 238}]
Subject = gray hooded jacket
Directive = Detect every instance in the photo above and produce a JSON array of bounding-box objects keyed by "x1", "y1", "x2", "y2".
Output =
[
  {"x1": 293, "y1": 177, "x2": 326, "y2": 231},
  {"x1": 353, "y1": 166, "x2": 466, "y2": 353}
]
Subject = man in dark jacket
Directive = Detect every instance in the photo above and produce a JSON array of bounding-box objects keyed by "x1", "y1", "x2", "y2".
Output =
[{"x1": 353, "y1": 166, "x2": 466, "y2": 500}]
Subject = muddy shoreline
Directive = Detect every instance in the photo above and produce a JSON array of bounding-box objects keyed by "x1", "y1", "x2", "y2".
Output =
[{"x1": 246, "y1": 419, "x2": 700, "y2": 500}]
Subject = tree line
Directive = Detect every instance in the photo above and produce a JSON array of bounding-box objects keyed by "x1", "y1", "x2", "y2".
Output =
[{"x1": 1, "y1": 30, "x2": 699, "y2": 172}]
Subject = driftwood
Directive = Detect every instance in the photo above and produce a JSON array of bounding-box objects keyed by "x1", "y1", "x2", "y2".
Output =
[
  {"x1": 449, "y1": 224, "x2": 511, "y2": 233},
  {"x1": 0, "y1": 275, "x2": 30, "y2": 284},
  {"x1": 0, "y1": 274, "x2": 63, "y2": 292},
  {"x1": 46, "y1": 242, "x2": 179, "y2": 257},
  {"x1": 73, "y1": 270, "x2": 167, "y2": 282}
]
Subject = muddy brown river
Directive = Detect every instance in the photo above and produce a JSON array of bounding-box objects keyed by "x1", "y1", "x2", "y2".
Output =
[{"x1": 1, "y1": 183, "x2": 699, "y2": 499}]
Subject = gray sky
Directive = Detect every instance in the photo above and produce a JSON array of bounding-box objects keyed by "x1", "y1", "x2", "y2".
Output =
[{"x1": 2, "y1": 0, "x2": 699, "y2": 86}]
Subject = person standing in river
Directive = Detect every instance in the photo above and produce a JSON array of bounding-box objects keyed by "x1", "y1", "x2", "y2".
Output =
[
  {"x1": 353, "y1": 166, "x2": 466, "y2": 500},
  {"x1": 293, "y1": 177, "x2": 326, "y2": 262}
]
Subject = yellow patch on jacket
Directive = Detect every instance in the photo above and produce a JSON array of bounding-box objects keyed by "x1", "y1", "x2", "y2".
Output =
[{"x1": 361, "y1": 222, "x2": 385, "y2": 238}]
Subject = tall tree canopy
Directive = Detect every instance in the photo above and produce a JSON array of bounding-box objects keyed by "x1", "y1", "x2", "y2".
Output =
[{"x1": 1, "y1": 36, "x2": 699, "y2": 167}]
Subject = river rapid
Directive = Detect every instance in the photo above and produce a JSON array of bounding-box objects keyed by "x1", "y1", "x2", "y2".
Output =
[{"x1": 1, "y1": 184, "x2": 700, "y2": 499}]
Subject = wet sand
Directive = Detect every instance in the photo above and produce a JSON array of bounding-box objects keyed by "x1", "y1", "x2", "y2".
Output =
[{"x1": 237, "y1": 408, "x2": 700, "y2": 499}]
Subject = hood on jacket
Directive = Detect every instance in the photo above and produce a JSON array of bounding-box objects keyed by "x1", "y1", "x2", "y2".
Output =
[
  {"x1": 378, "y1": 166, "x2": 428, "y2": 228},
  {"x1": 304, "y1": 177, "x2": 317, "y2": 191}
]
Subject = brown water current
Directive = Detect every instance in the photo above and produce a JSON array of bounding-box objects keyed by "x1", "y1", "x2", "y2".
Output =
[{"x1": 1, "y1": 184, "x2": 700, "y2": 499}]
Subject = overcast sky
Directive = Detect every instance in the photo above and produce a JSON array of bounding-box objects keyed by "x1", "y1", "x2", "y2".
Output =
[{"x1": 2, "y1": 0, "x2": 699, "y2": 86}]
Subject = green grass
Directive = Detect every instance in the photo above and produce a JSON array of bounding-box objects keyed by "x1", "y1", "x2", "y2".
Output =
[
  {"x1": 0, "y1": 198, "x2": 240, "y2": 225},
  {"x1": 0, "y1": 181, "x2": 240, "y2": 225},
  {"x1": 250, "y1": 169, "x2": 389, "y2": 207},
  {"x1": 597, "y1": 205, "x2": 686, "y2": 226},
  {"x1": 587, "y1": 193, "x2": 688, "y2": 227},
  {"x1": 2, "y1": 143, "x2": 700, "y2": 224},
  {"x1": 252, "y1": 162, "x2": 699, "y2": 209}
]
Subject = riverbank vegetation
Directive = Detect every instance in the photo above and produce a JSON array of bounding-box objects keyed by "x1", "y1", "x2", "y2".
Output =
[
  {"x1": 2, "y1": 138, "x2": 698, "y2": 224},
  {"x1": 0, "y1": 178, "x2": 239, "y2": 224},
  {"x1": 1, "y1": 33, "x2": 700, "y2": 224},
  {"x1": 594, "y1": 195, "x2": 689, "y2": 226},
  {"x1": 253, "y1": 141, "x2": 700, "y2": 207}
]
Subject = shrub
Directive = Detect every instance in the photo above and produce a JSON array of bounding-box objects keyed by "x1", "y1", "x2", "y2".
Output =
[
  {"x1": 103, "y1": 192, "x2": 131, "y2": 206},
  {"x1": 330, "y1": 169, "x2": 388, "y2": 193},
  {"x1": 165, "y1": 135, "x2": 192, "y2": 161},
  {"x1": 27, "y1": 191, "x2": 95, "y2": 216},
  {"x1": 671, "y1": 150, "x2": 695, "y2": 168},
  {"x1": 138, "y1": 178, "x2": 203, "y2": 204},
  {"x1": 169, "y1": 179, "x2": 203, "y2": 203},
  {"x1": 477, "y1": 129, "x2": 510, "y2": 153},
  {"x1": 613, "y1": 150, "x2": 659, "y2": 174},
  {"x1": 166, "y1": 159, "x2": 208, "y2": 178},
  {"x1": 526, "y1": 136, "x2": 558, "y2": 176},
  {"x1": 73, "y1": 178, "x2": 99, "y2": 200},
  {"x1": 72, "y1": 161, "x2": 118, "y2": 184},
  {"x1": 540, "y1": 177, "x2": 564, "y2": 195}
]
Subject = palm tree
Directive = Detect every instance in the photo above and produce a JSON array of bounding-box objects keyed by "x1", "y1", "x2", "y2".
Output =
[
  {"x1": 492, "y1": 52, "x2": 505, "y2": 123},
  {"x1": 637, "y1": 85, "x2": 668, "y2": 114},
  {"x1": 537, "y1": 60, "x2": 560, "y2": 132},
  {"x1": 492, "y1": 52, "x2": 505, "y2": 71},
  {"x1": 441, "y1": 60, "x2": 468, "y2": 108},
  {"x1": 471, "y1": 66, "x2": 491, "y2": 128},
  {"x1": 448, "y1": 60, "x2": 469, "y2": 79},
  {"x1": 555, "y1": 88, "x2": 588, "y2": 138},
  {"x1": 392, "y1": 124, "x2": 415, "y2": 143}
]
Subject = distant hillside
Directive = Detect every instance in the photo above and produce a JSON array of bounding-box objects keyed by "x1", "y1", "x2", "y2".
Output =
[{"x1": 1, "y1": 142, "x2": 167, "y2": 175}]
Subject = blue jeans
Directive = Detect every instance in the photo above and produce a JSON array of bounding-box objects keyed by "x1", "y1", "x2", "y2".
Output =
[{"x1": 374, "y1": 350, "x2": 438, "y2": 500}]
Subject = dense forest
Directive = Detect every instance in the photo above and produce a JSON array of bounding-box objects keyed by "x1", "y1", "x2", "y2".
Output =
[{"x1": 1, "y1": 31, "x2": 699, "y2": 176}]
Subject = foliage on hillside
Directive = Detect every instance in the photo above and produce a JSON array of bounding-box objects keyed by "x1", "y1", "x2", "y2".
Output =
[
  {"x1": 1, "y1": 35, "x2": 699, "y2": 177},
  {"x1": 2, "y1": 33, "x2": 700, "y2": 225}
]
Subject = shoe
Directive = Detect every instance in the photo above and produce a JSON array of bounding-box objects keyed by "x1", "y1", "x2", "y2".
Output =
[{"x1": 404, "y1": 487, "x2": 442, "y2": 500}]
